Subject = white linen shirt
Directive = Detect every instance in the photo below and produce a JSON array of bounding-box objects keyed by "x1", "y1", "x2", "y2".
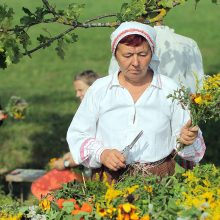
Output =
[{"x1": 67, "y1": 72, "x2": 206, "y2": 168}]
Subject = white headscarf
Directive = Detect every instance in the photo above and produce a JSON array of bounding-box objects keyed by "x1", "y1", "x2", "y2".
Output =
[{"x1": 108, "y1": 21, "x2": 160, "y2": 75}]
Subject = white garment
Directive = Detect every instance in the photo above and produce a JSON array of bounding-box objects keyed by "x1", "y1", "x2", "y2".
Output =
[
  {"x1": 154, "y1": 26, "x2": 204, "y2": 92},
  {"x1": 67, "y1": 72, "x2": 206, "y2": 168},
  {"x1": 109, "y1": 26, "x2": 204, "y2": 93}
]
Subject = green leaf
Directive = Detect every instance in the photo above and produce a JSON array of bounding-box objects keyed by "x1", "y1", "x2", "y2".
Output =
[
  {"x1": 158, "y1": 0, "x2": 175, "y2": 8},
  {"x1": 55, "y1": 39, "x2": 65, "y2": 59},
  {"x1": 62, "y1": 201, "x2": 74, "y2": 214},
  {"x1": 0, "y1": 4, "x2": 14, "y2": 28},
  {"x1": 64, "y1": 3, "x2": 85, "y2": 21},
  {"x1": 22, "y1": 7, "x2": 32, "y2": 16},
  {"x1": 20, "y1": 15, "x2": 36, "y2": 25},
  {"x1": 37, "y1": 34, "x2": 51, "y2": 46},
  {"x1": 117, "y1": 0, "x2": 147, "y2": 22}
]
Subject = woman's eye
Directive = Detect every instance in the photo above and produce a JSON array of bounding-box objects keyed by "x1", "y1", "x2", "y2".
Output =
[
  {"x1": 139, "y1": 53, "x2": 147, "y2": 57},
  {"x1": 123, "y1": 54, "x2": 132, "y2": 58}
]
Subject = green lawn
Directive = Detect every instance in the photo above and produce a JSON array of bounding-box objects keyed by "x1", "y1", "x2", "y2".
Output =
[{"x1": 0, "y1": 0, "x2": 220, "y2": 170}]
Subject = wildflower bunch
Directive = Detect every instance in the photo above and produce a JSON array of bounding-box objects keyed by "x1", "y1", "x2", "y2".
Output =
[
  {"x1": 168, "y1": 73, "x2": 220, "y2": 126},
  {"x1": 3, "y1": 96, "x2": 28, "y2": 120}
]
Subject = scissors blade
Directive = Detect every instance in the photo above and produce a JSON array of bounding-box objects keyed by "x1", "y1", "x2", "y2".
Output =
[
  {"x1": 128, "y1": 130, "x2": 144, "y2": 150},
  {"x1": 121, "y1": 130, "x2": 143, "y2": 156}
]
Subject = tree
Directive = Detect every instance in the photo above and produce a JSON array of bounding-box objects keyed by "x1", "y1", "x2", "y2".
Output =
[{"x1": 0, "y1": 0, "x2": 218, "y2": 69}]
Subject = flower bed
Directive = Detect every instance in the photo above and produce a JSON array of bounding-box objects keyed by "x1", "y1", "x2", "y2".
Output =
[{"x1": 0, "y1": 164, "x2": 220, "y2": 220}]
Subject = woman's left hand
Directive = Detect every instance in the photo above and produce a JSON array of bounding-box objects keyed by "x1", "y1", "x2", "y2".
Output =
[{"x1": 179, "y1": 120, "x2": 199, "y2": 146}]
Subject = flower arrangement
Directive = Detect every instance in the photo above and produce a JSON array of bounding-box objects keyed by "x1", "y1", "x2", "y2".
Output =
[
  {"x1": 168, "y1": 73, "x2": 220, "y2": 126},
  {"x1": 1, "y1": 96, "x2": 28, "y2": 120},
  {"x1": 1, "y1": 164, "x2": 219, "y2": 219}
]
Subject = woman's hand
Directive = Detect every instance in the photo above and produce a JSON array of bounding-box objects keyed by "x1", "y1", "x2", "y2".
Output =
[
  {"x1": 179, "y1": 120, "x2": 199, "y2": 146},
  {"x1": 53, "y1": 152, "x2": 78, "y2": 170},
  {"x1": 100, "y1": 149, "x2": 126, "y2": 171},
  {"x1": 63, "y1": 152, "x2": 78, "y2": 168}
]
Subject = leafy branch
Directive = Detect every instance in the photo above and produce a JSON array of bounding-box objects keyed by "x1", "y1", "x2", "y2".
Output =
[{"x1": 0, "y1": 0, "x2": 218, "y2": 69}]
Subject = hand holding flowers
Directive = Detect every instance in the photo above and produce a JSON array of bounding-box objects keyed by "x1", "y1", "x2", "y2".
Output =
[{"x1": 179, "y1": 120, "x2": 199, "y2": 146}]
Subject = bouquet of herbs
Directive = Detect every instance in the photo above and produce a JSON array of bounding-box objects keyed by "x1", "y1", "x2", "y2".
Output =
[{"x1": 168, "y1": 73, "x2": 220, "y2": 127}]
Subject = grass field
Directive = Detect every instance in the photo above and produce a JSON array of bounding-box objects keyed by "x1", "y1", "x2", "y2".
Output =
[{"x1": 0, "y1": 0, "x2": 220, "y2": 170}]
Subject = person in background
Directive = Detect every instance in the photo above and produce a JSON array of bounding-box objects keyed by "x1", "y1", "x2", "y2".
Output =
[
  {"x1": 31, "y1": 70, "x2": 100, "y2": 200},
  {"x1": 67, "y1": 21, "x2": 206, "y2": 183},
  {"x1": 108, "y1": 21, "x2": 204, "y2": 171},
  {"x1": 53, "y1": 70, "x2": 100, "y2": 171},
  {"x1": 154, "y1": 22, "x2": 204, "y2": 93},
  {"x1": 154, "y1": 21, "x2": 204, "y2": 170}
]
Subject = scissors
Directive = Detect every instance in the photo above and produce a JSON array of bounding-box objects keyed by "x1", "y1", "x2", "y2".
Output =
[{"x1": 121, "y1": 130, "x2": 144, "y2": 158}]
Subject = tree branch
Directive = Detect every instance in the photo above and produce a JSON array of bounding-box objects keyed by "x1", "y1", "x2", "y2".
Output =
[
  {"x1": 23, "y1": 26, "x2": 76, "y2": 56},
  {"x1": 85, "y1": 13, "x2": 117, "y2": 23},
  {"x1": 41, "y1": 0, "x2": 57, "y2": 17}
]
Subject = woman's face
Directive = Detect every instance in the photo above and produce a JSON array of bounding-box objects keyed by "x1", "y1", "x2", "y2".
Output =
[
  {"x1": 73, "y1": 80, "x2": 90, "y2": 102},
  {"x1": 115, "y1": 41, "x2": 152, "y2": 83}
]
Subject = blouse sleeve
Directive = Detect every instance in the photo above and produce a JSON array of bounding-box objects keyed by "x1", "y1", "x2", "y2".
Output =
[
  {"x1": 177, "y1": 130, "x2": 206, "y2": 163},
  {"x1": 66, "y1": 87, "x2": 105, "y2": 168}
]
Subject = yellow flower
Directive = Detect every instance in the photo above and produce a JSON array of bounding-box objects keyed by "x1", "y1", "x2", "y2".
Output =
[
  {"x1": 122, "y1": 203, "x2": 134, "y2": 213},
  {"x1": 105, "y1": 187, "x2": 122, "y2": 202},
  {"x1": 106, "y1": 207, "x2": 117, "y2": 218},
  {"x1": 140, "y1": 214, "x2": 150, "y2": 220},
  {"x1": 182, "y1": 170, "x2": 197, "y2": 182},
  {"x1": 13, "y1": 112, "x2": 24, "y2": 120},
  {"x1": 144, "y1": 185, "x2": 153, "y2": 193},
  {"x1": 203, "y1": 179, "x2": 211, "y2": 187},
  {"x1": 194, "y1": 95, "x2": 203, "y2": 105},
  {"x1": 48, "y1": 157, "x2": 58, "y2": 168},
  {"x1": 117, "y1": 203, "x2": 139, "y2": 220},
  {"x1": 126, "y1": 185, "x2": 139, "y2": 194},
  {"x1": 201, "y1": 192, "x2": 214, "y2": 202},
  {"x1": 96, "y1": 203, "x2": 107, "y2": 217},
  {"x1": 0, "y1": 212, "x2": 23, "y2": 220},
  {"x1": 39, "y1": 199, "x2": 51, "y2": 211},
  {"x1": 9, "y1": 215, "x2": 23, "y2": 220}
]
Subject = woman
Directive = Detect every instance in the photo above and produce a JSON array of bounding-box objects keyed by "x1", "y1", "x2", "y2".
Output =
[
  {"x1": 67, "y1": 22, "x2": 206, "y2": 183},
  {"x1": 31, "y1": 70, "x2": 100, "y2": 200},
  {"x1": 53, "y1": 70, "x2": 100, "y2": 170}
]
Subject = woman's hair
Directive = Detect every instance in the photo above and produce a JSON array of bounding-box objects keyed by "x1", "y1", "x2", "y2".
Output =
[
  {"x1": 116, "y1": 34, "x2": 149, "y2": 53},
  {"x1": 74, "y1": 70, "x2": 100, "y2": 86}
]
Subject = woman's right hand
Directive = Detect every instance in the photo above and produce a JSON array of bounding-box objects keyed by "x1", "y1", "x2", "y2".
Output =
[
  {"x1": 100, "y1": 149, "x2": 126, "y2": 171},
  {"x1": 53, "y1": 152, "x2": 78, "y2": 170}
]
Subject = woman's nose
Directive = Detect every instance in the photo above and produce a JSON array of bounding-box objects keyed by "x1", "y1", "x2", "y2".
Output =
[
  {"x1": 131, "y1": 55, "x2": 139, "y2": 66},
  {"x1": 76, "y1": 91, "x2": 80, "y2": 97}
]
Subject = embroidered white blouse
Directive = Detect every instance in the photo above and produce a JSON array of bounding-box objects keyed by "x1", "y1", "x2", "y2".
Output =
[{"x1": 67, "y1": 72, "x2": 206, "y2": 168}]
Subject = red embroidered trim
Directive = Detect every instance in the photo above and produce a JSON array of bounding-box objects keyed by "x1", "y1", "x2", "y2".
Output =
[{"x1": 80, "y1": 138, "x2": 95, "y2": 161}]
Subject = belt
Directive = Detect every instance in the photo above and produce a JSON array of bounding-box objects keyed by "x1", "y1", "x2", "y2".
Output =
[{"x1": 133, "y1": 149, "x2": 176, "y2": 167}]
